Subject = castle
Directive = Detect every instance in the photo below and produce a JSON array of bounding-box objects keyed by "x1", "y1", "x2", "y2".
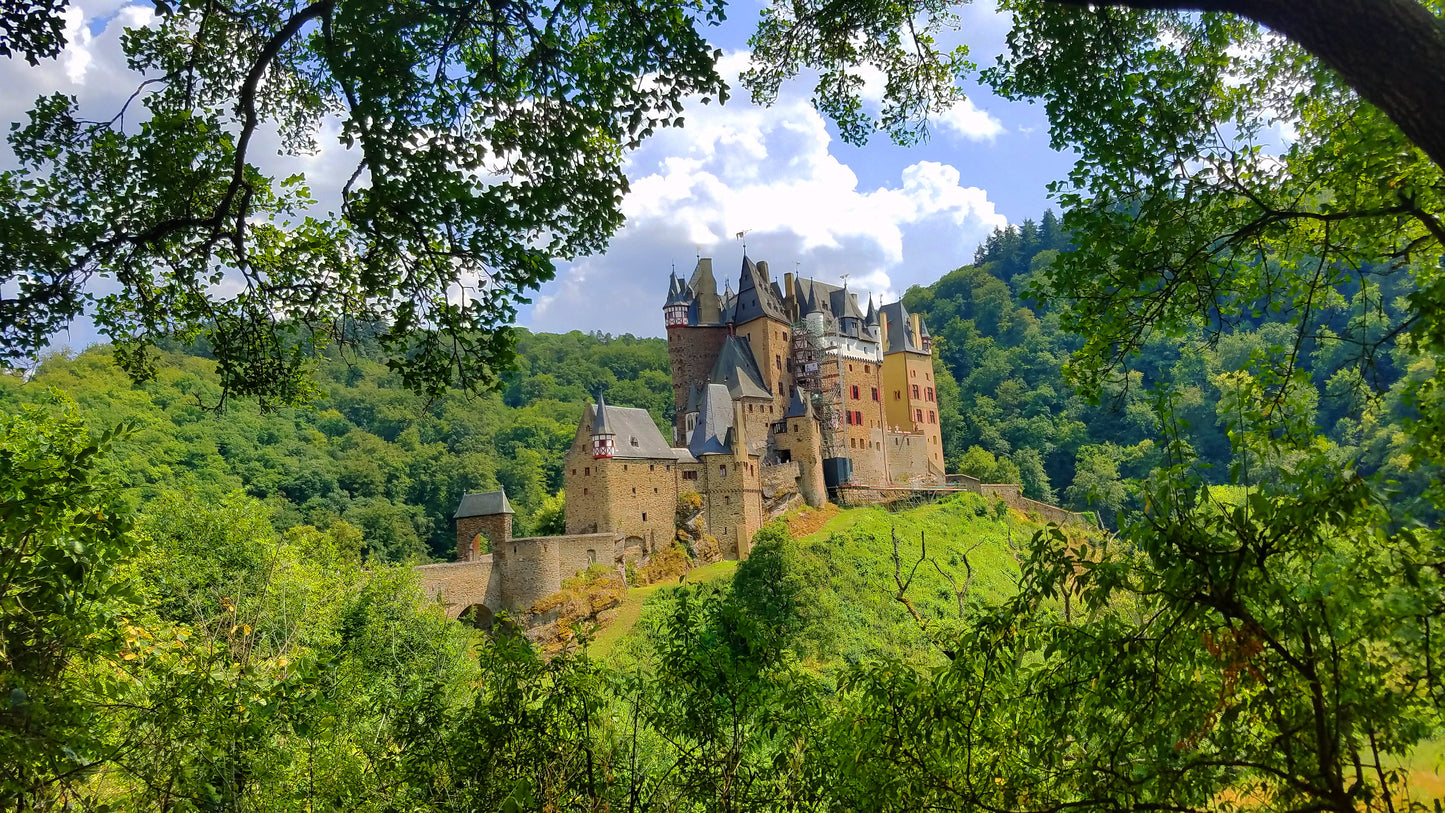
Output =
[
  {"x1": 559, "y1": 254, "x2": 945, "y2": 557},
  {"x1": 421, "y1": 255, "x2": 948, "y2": 624}
]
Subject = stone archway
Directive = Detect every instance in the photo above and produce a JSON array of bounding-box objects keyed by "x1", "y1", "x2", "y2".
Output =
[{"x1": 458, "y1": 603, "x2": 494, "y2": 631}]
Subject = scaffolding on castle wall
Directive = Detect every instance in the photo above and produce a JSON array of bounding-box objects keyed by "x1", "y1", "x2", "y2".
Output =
[{"x1": 789, "y1": 320, "x2": 845, "y2": 459}]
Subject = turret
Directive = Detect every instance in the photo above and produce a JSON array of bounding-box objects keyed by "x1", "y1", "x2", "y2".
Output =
[
  {"x1": 663, "y1": 271, "x2": 693, "y2": 327},
  {"x1": 591, "y1": 394, "x2": 616, "y2": 459},
  {"x1": 919, "y1": 317, "x2": 932, "y2": 353}
]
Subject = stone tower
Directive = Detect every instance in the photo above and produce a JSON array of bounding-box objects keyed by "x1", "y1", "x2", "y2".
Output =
[
  {"x1": 453, "y1": 489, "x2": 514, "y2": 561},
  {"x1": 776, "y1": 387, "x2": 827, "y2": 508}
]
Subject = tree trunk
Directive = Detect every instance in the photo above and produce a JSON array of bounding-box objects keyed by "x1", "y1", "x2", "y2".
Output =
[{"x1": 1056, "y1": 0, "x2": 1445, "y2": 172}]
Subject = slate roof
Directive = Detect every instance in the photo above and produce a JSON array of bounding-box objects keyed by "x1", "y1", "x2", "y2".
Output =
[
  {"x1": 731, "y1": 256, "x2": 789, "y2": 325},
  {"x1": 664, "y1": 271, "x2": 692, "y2": 306},
  {"x1": 688, "y1": 383, "x2": 736, "y2": 456},
  {"x1": 784, "y1": 387, "x2": 813, "y2": 419},
  {"x1": 880, "y1": 301, "x2": 928, "y2": 354},
  {"x1": 454, "y1": 490, "x2": 515, "y2": 518},
  {"x1": 709, "y1": 335, "x2": 771, "y2": 400},
  {"x1": 588, "y1": 401, "x2": 676, "y2": 459}
]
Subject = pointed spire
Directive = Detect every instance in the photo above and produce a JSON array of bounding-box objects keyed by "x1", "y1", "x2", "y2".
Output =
[{"x1": 593, "y1": 392, "x2": 611, "y2": 435}]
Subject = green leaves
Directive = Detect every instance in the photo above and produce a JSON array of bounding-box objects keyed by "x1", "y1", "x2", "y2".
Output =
[{"x1": 3, "y1": 0, "x2": 728, "y2": 405}]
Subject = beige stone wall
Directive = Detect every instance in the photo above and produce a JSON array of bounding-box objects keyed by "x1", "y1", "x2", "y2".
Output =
[
  {"x1": 667, "y1": 324, "x2": 729, "y2": 441},
  {"x1": 837, "y1": 357, "x2": 888, "y2": 485},
  {"x1": 884, "y1": 431, "x2": 939, "y2": 484},
  {"x1": 773, "y1": 414, "x2": 826, "y2": 507},
  {"x1": 544, "y1": 532, "x2": 620, "y2": 583},
  {"x1": 735, "y1": 316, "x2": 791, "y2": 404},
  {"x1": 606, "y1": 458, "x2": 681, "y2": 552},
  {"x1": 696, "y1": 452, "x2": 761, "y2": 559},
  {"x1": 564, "y1": 413, "x2": 610, "y2": 534},
  {"x1": 417, "y1": 558, "x2": 501, "y2": 619}
]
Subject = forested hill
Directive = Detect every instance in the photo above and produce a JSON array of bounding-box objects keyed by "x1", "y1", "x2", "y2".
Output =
[
  {"x1": 0, "y1": 330, "x2": 673, "y2": 562},
  {"x1": 3, "y1": 211, "x2": 1431, "y2": 560},
  {"x1": 907, "y1": 213, "x2": 1434, "y2": 525}
]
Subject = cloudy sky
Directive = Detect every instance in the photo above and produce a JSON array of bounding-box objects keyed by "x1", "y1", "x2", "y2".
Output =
[{"x1": 3, "y1": 0, "x2": 1077, "y2": 345}]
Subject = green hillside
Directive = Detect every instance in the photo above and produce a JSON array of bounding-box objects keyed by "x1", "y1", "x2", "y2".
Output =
[
  {"x1": 0, "y1": 329, "x2": 672, "y2": 562},
  {"x1": 597, "y1": 495, "x2": 1056, "y2": 668}
]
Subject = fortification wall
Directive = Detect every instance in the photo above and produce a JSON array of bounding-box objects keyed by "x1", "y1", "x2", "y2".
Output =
[
  {"x1": 884, "y1": 430, "x2": 941, "y2": 485},
  {"x1": 979, "y1": 485, "x2": 1092, "y2": 526},
  {"x1": 417, "y1": 557, "x2": 501, "y2": 619},
  {"x1": 495, "y1": 537, "x2": 562, "y2": 611},
  {"x1": 539, "y1": 532, "x2": 620, "y2": 584}
]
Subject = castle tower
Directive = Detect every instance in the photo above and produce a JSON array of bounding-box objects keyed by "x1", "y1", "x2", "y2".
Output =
[
  {"x1": 730, "y1": 255, "x2": 793, "y2": 414},
  {"x1": 777, "y1": 387, "x2": 827, "y2": 508},
  {"x1": 880, "y1": 302, "x2": 945, "y2": 480},
  {"x1": 666, "y1": 258, "x2": 729, "y2": 444},
  {"x1": 689, "y1": 383, "x2": 762, "y2": 560}
]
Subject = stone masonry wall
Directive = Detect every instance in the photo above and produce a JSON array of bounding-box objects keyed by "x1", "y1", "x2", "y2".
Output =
[
  {"x1": 885, "y1": 430, "x2": 941, "y2": 485},
  {"x1": 605, "y1": 458, "x2": 681, "y2": 553},
  {"x1": 417, "y1": 557, "x2": 501, "y2": 619}
]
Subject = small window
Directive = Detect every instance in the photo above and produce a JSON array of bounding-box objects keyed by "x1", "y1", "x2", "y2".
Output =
[
  {"x1": 911, "y1": 370, "x2": 916, "y2": 378},
  {"x1": 871, "y1": 387, "x2": 879, "y2": 401},
  {"x1": 584, "y1": 487, "x2": 589, "y2": 494},
  {"x1": 571, "y1": 468, "x2": 576, "y2": 475},
  {"x1": 776, "y1": 354, "x2": 782, "y2": 370},
  {"x1": 749, "y1": 404, "x2": 754, "y2": 413},
  {"x1": 929, "y1": 410, "x2": 936, "y2": 424},
  {"x1": 683, "y1": 470, "x2": 698, "y2": 481},
  {"x1": 724, "y1": 496, "x2": 730, "y2": 505},
  {"x1": 650, "y1": 464, "x2": 655, "y2": 471},
  {"x1": 894, "y1": 390, "x2": 901, "y2": 400},
  {"x1": 624, "y1": 464, "x2": 628, "y2": 471},
  {"x1": 632, "y1": 487, "x2": 636, "y2": 494},
  {"x1": 848, "y1": 364, "x2": 854, "y2": 371},
  {"x1": 666, "y1": 465, "x2": 671, "y2": 471},
  {"x1": 850, "y1": 385, "x2": 860, "y2": 399},
  {"x1": 720, "y1": 464, "x2": 727, "y2": 478},
  {"x1": 864, "y1": 364, "x2": 871, "y2": 373},
  {"x1": 584, "y1": 466, "x2": 590, "y2": 475},
  {"x1": 642, "y1": 512, "x2": 647, "y2": 521},
  {"x1": 654, "y1": 487, "x2": 659, "y2": 493},
  {"x1": 912, "y1": 384, "x2": 920, "y2": 399},
  {"x1": 915, "y1": 408, "x2": 923, "y2": 422}
]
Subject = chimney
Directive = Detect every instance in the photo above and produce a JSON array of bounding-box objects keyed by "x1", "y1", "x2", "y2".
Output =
[
  {"x1": 756, "y1": 260, "x2": 769, "y2": 281},
  {"x1": 880, "y1": 311, "x2": 890, "y2": 353},
  {"x1": 783, "y1": 272, "x2": 795, "y2": 317},
  {"x1": 910, "y1": 313, "x2": 922, "y2": 348}
]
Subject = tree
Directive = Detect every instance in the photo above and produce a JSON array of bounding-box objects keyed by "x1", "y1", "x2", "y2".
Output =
[
  {"x1": 0, "y1": 396, "x2": 136, "y2": 807},
  {"x1": 2, "y1": 0, "x2": 726, "y2": 405},
  {"x1": 748, "y1": 2, "x2": 1443, "y2": 452}
]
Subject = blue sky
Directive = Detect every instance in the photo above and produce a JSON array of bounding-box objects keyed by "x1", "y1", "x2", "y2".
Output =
[{"x1": 2, "y1": 0, "x2": 1078, "y2": 349}]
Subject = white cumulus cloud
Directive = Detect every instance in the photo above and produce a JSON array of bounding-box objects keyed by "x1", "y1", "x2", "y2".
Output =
[{"x1": 528, "y1": 52, "x2": 1007, "y2": 337}]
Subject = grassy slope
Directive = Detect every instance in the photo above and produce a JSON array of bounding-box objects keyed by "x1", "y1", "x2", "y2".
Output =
[{"x1": 589, "y1": 492, "x2": 1051, "y2": 666}]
